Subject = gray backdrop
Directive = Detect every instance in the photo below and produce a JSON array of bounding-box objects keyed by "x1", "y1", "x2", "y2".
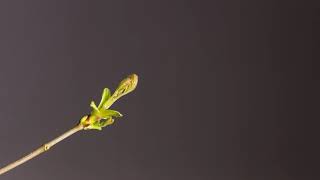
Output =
[{"x1": 0, "y1": 1, "x2": 319, "y2": 180}]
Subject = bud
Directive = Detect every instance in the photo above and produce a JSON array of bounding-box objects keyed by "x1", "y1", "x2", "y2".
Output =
[
  {"x1": 83, "y1": 74, "x2": 138, "y2": 130},
  {"x1": 103, "y1": 74, "x2": 138, "y2": 109}
]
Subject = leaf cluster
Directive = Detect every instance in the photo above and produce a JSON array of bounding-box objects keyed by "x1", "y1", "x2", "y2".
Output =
[{"x1": 80, "y1": 74, "x2": 138, "y2": 130}]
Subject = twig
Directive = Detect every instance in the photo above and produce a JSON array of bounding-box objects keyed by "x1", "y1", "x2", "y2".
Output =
[
  {"x1": 0, "y1": 74, "x2": 138, "y2": 176},
  {"x1": 0, "y1": 124, "x2": 84, "y2": 175}
]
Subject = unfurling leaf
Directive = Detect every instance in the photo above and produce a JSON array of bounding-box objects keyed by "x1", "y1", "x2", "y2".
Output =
[
  {"x1": 103, "y1": 74, "x2": 138, "y2": 109},
  {"x1": 98, "y1": 88, "x2": 111, "y2": 109},
  {"x1": 99, "y1": 109, "x2": 123, "y2": 118},
  {"x1": 99, "y1": 118, "x2": 115, "y2": 127},
  {"x1": 90, "y1": 101, "x2": 99, "y2": 113}
]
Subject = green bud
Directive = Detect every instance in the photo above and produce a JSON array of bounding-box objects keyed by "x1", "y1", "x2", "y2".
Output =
[
  {"x1": 82, "y1": 74, "x2": 138, "y2": 131},
  {"x1": 103, "y1": 74, "x2": 138, "y2": 109}
]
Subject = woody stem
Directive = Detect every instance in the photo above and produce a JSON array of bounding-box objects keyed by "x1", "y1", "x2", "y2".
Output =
[{"x1": 0, "y1": 124, "x2": 84, "y2": 175}]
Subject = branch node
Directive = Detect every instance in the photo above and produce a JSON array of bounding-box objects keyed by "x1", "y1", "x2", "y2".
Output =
[{"x1": 43, "y1": 144, "x2": 50, "y2": 151}]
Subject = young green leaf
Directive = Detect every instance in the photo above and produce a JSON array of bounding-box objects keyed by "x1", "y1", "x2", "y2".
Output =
[
  {"x1": 103, "y1": 74, "x2": 138, "y2": 109},
  {"x1": 98, "y1": 88, "x2": 111, "y2": 109},
  {"x1": 86, "y1": 121, "x2": 102, "y2": 130},
  {"x1": 99, "y1": 118, "x2": 115, "y2": 127},
  {"x1": 99, "y1": 109, "x2": 123, "y2": 118},
  {"x1": 90, "y1": 101, "x2": 99, "y2": 113}
]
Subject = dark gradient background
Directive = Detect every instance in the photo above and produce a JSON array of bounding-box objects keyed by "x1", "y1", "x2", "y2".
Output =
[{"x1": 0, "y1": 1, "x2": 319, "y2": 180}]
